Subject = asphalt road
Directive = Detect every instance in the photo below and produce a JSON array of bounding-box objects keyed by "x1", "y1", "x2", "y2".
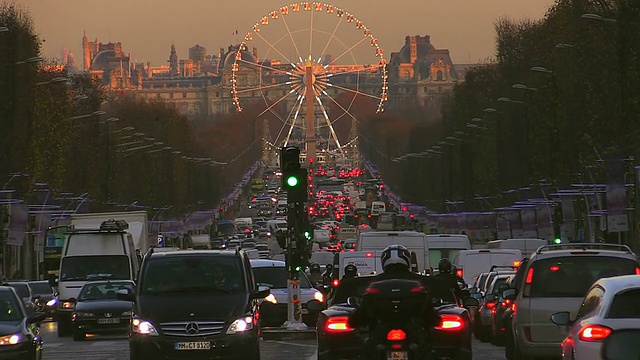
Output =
[{"x1": 40, "y1": 320, "x2": 505, "y2": 360}]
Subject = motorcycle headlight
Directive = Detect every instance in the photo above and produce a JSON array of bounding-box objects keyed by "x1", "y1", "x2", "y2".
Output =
[
  {"x1": 0, "y1": 333, "x2": 24, "y2": 345},
  {"x1": 314, "y1": 291, "x2": 324, "y2": 303},
  {"x1": 226, "y1": 316, "x2": 254, "y2": 334},
  {"x1": 46, "y1": 298, "x2": 58, "y2": 307},
  {"x1": 132, "y1": 318, "x2": 159, "y2": 336},
  {"x1": 264, "y1": 294, "x2": 277, "y2": 304}
]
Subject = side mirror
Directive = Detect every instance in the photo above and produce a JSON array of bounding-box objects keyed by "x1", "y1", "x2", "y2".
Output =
[
  {"x1": 550, "y1": 311, "x2": 573, "y2": 326},
  {"x1": 502, "y1": 288, "x2": 517, "y2": 301},
  {"x1": 27, "y1": 312, "x2": 47, "y2": 325},
  {"x1": 463, "y1": 297, "x2": 480, "y2": 308},
  {"x1": 116, "y1": 289, "x2": 136, "y2": 302},
  {"x1": 306, "y1": 299, "x2": 324, "y2": 312},
  {"x1": 346, "y1": 296, "x2": 361, "y2": 308},
  {"x1": 253, "y1": 285, "x2": 270, "y2": 299},
  {"x1": 602, "y1": 329, "x2": 640, "y2": 360}
]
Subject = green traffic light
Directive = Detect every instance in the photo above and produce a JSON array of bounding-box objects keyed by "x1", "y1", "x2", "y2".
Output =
[
  {"x1": 295, "y1": 266, "x2": 301, "y2": 271},
  {"x1": 304, "y1": 231, "x2": 311, "y2": 239},
  {"x1": 554, "y1": 238, "x2": 562, "y2": 244},
  {"x1": 286, "y1": 175, "x2": 299, "y2": 187}
]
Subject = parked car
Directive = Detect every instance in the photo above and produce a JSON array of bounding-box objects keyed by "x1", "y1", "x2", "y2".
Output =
[
  {"x1": 27, "y1": 281, "x2": 57, "y2": 319},
  {"x1": 0, "y1": 285, "x2": 46, "y2": 359}
]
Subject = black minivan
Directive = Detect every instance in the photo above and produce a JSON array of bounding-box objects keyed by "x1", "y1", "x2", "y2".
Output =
[{"x1": 118, "y1": 248, "x2": 269, "y2": 359}]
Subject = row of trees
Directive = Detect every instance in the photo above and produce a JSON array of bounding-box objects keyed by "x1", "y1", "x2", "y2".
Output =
[
  {"x1": 362, "y1": 0, "x2": 640, "y2": 212},
  {"x1": 0, "y1": 4, "x2": 261, "y2": 216}
]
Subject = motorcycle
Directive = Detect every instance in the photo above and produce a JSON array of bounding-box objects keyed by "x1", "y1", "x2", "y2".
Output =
[
  {"x1": 349, "y1": 278, "x2": 432, "y2": 360},
  {"x1": 601, "y1": 329, "x2": 640, "y2": 360}
]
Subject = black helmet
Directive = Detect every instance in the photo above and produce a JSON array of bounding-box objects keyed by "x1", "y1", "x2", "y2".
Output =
[
  {"x1": 310, "y1": 263, "x2": 321, "y2": 273},
  {"x1": 381, "y1": 244, "x2": 411, "y2": 271},
  {"x1": 344, "y1": 264, "x2": 358, "y2": 278},
  {"x1": 438, "y1": 258, "x2": 452, "y2": 274}
]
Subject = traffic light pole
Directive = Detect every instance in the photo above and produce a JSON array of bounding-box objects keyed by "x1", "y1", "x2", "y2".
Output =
[{"x1": 284, "y1": 201, "x2": 307, "y2": 329}]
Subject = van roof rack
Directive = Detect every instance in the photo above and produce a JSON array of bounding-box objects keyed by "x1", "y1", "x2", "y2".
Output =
[
  {"x1": 100, "y1": 219, "x2": 129, "y2": 231},
  {"x1": 535, "y1": 243, "x2": 633, "y2": 254}
]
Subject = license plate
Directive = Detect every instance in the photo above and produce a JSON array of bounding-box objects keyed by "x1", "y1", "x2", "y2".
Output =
[
  {"x1": 97, "y1": 318, "x2": 120, "y2": 324},
  {"x1": 387, "y1": 351, "x2": 408, "y2": 360},
  {"x1": 175, "y1": 342, "x2": 211, "y2": 350}
]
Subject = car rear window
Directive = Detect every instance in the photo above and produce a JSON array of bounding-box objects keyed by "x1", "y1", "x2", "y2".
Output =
[
  {"x1": 526, "y1": 256, "x2": 638, "y2": 298},
  {"x1": 607, "y1": 288, "x2": 640, "y2": 318}
]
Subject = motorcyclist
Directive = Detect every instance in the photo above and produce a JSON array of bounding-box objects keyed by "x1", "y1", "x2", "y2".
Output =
[
  {"x1": 432, "y1": 258, "x2": 465, "y2": 303},
  {"x1": 308, "y1": 263, "x2": 323, "y2": 286},
  {"x1": 349, "y1": 244, "x2": 440, "y2": 331},
  {"x1": 342, "y1": 264, "x2": 358, "y2": 280}
]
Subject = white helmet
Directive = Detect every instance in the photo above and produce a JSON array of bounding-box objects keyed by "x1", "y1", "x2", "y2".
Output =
[{"x1": 381, "y1": 244, "x2": 411, "y2": 270}]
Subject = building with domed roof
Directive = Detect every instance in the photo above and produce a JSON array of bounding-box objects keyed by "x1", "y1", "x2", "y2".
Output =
[
  {"x1": 81, "y1": 32, "x2": 142, "y2": 90},
  {"x1": 387, "y1": 35, "x2": 460, "y2": 119}
]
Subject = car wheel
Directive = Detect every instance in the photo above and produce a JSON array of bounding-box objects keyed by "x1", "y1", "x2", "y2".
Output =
[{"x1": 72, "y1": 330, "x2": 86, "y2": 341}]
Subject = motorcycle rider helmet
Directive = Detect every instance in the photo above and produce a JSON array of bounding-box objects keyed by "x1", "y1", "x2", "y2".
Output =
[
  {"x1": 381, "y1": 244, "x2": 411, "y2": 271},
  {"x1": 310, "y1": 263, "x2": 321, "y2": 273},
  {"x1": 438, "y1": 258, "x2": 453, "y2": 274},
  {"x1": 344, "y1": 264, "x2": 358, "y2": 278}
]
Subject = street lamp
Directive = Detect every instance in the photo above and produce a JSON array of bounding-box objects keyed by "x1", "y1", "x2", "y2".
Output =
[
  {"x1": 36, "y1": 77, "x2": 68, "y2": 86},
  {"x1": 498, "y1": 97, "x2": 525, "y2": 104},
  {"x1": 72, "y1": 95, "x2": 88, "y2": 101},
  {"x1": 14, "y1": 56, "x2": 44, "y2": 65},
  {"x1": 483, "y1": 107, "x2": 497, "y2": 113},
  {"x1": 555, "y1": 43, "x2": 575, "y2": 49},
  {"x1": 581, "y1": 13, "x2": 617, "y2": 23},
  {"x1": 0, "y1": 27, "x2": 8, "y2": 32},
  {"x1": 512, "y1": 83, "x2": 538, "y2": 91},
  {"x1": 531, "y1": 66, "x2": 554, "y2": 74}
]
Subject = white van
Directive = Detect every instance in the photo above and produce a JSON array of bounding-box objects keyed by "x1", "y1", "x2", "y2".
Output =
[
  {"x1": 426, "y1": 234, "x2": 472, "y2": 269},
  {"x1": 357, "y1": 231, "x2": 430, "y2": 272},
  {"x1": 266, "y1": 219, "x2": 287, "y2": 234},
  {"x1": 370, "y1": 201, "x2": 386, "y2": 215},
  {"x1": 234, "y1": 217, "x2": 253, "y2": 226},
  {"x1": 334, "y1": 250, "x2": 383, "y2": 279},
  {"x1": 486, "y1": 238, "x2": 547, "y2": 257},
  {"x1": 453, "y1": 249, "x2": 522, "y2": 286}
]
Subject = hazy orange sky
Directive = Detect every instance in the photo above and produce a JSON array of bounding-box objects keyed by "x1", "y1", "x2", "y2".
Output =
[{"x1": 13, "y1": 0, "x2": 556, "y2": 65}]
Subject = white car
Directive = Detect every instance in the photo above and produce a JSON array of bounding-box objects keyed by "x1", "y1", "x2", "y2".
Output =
[
  {"x1": 552, "y1": 274, "x2": 640, "y2": 360},
  {"x1": 249, "y1": 259, "x2": 324, "y2": 327}
]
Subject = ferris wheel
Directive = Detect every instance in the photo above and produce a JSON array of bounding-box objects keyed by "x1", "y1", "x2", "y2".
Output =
[{"x1": 231, "y1": 2, "x2": 388, "y2": 157}]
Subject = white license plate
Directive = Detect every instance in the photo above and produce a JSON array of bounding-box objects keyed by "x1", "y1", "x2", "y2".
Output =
[
  {"x1": 175, "y1": 342, "x2": 211, "y2": 350},
  {"x1": 387, "y1": 351, "x2": 408, "y2": 360},
  {"x1": 97, "y1": 318, "x2": 120, "y2": 324}
]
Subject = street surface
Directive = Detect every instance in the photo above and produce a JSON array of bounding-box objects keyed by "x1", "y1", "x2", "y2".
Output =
[{"x1": 40, "y1": 320, "x2": 505, "y2": 360}]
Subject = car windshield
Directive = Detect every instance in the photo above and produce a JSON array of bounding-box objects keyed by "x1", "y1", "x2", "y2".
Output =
[
  {"x1": 59, "y1": 255, "x2": 131, "y2": 281},
  {"x1": 6, "y1": 284, "x2": 29, "y2": 299},
  {"x1": 253, "y1": 267, "x2": 311, "y2": 289},
  {"x1": 78, "y1": 281, "x2": 134, "y2": 301},
  {"x1": 141, "y1": 256, "x2": 245, "y2": 294},
  {"x1": 0, "y1": 290, "x2": 24, "y2": 321},
  {"x1": 28, "y1": 282, "x2": 53, "y2": 295},
  {"x1": 527, "y1": 256, "x2": 638, "y2": 298},
  {"x1": 607, "y1": 288, "x2": 640, "y2": 318}
]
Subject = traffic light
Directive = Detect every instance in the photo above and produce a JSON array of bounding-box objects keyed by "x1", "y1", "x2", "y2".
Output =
[
  {"x1": 554, "y1": 237, "x2": 562, "y2": 244},
  {"x1": 280, "y1": 147, "x2": 308, "y2": 203}
]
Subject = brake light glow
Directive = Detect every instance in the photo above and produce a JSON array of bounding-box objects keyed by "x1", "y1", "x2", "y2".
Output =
[
  {"x1": 579, "y1": 325, "x2": 611, "y2": 341},
  {"x1": 332, "y1": 279, "x2": 340, "y2": 287},
  {"x1": 411, "y1": 286, "x2": 425, "y2": 293},
  {"x1": 365, "y1": 252, "x2": 374, "y2": 258},
  {"x1": 525, "y1": 268, "x2": 534, "y2": 284},
  {"x1": 550, "y1": 266, "x2": 560, "y2": 272},
  {"x1": 435, "y1": 314, "x2": 464, "y2": 330},
  {"x1": 365, "y1": 287, "x2": 380, "y2": 294},
  {"x1": 636, "y1": 267, "x2": 640, "y2": 275},
  {"x1": 386, "y1": 329, "x2": 406, "y2": 341},
  {"x1": 510, "y1": 303, "x2": 516, "y2": 312},
  {"x1": 456, "y1": 269, "x2": 463, "y2": 278},
  {"x1": 513, "y1": 261, "x2": 521, "y2": 267},
  {"x1": 485, "y1": 302, "x2": 496, "y2": 309},
  {"x1": 325, "y1": 316, "x2": 354, "y2": 333}
]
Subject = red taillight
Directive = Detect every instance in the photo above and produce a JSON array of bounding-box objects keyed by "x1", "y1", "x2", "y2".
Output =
[
  {"x1": 525, "y1": 268, "x2": 534, "y2": 284},
  {"x1": 485, "y1": 302, "x2": 496, "y2": 309},
  {"x1": 365, "y1": 252, "x2": 374, "y2": 258},
  {"x1": 325, "y1": 316, "x2": 354, "y2": 333},
  {"x1": 635, "y1": 267, "x2": 640, "y2": 275},
  {"x1": 386, "y1": 329, "x2": 406, "y2": 341},
  {"x1": 501, "y1": 299, "x2": 511, "y2": 307},
  {"x1": 550, "y1": 266, "x2": 560, "y2": 272},
  {"x1": 579, "y1": 325, "x2": 611, "y2": 341},
  {"x1": 332, "y1": 279, "x2": 340, "y2": 287},
  {"x1": 510, "y1": 303, "x2": 516, "y2": 312},
  {"x1": 435, "y1": 314, "x2": 464, "y2": 331},
  {"x1": 365, "y1": 287, "x2": 380, "y2": 294},
  {"x1": 456, "y1": 269, "x2": 463, "y2": 278},
  {"x1": 411, "y1": 286, "x2": 425, "y2": 293}
]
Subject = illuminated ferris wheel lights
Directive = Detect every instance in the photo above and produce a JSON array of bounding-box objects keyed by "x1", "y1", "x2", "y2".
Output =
[{"x1": 322, "y1": 90, "x2": 328, "y2": 96}]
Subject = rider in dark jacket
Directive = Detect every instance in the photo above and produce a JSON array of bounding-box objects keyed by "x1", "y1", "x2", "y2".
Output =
[{"x1": 432, "y1": 258, "x2": 465, "y2": 303}]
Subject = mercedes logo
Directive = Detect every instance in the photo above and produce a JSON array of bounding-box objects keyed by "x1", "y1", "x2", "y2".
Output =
[
  {"x1": 185, "y1": 322, "x2": 199, "y2": 335},
  {"x1": 104, "y1": 313, "x2": 112, "y2": 318}
]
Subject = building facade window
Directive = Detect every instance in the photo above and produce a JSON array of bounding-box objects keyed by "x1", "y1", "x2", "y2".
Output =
[
  {"x1": 182, "y1": 93, "x2": 187, "y2": 98},
  {"x1": 194, "y1": 102, "x2": 201, "y2": 114},
  {"x1": 437, "y1": 71, "x2": 443, "y2": 81},
  {"x1": 169, "y1": 93, "x2": 174, "y2": 99}
]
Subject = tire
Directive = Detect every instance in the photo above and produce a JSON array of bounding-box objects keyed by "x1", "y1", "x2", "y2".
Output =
[{"x1": 72, "y1": 330, "x2": 85, "y2": 341}]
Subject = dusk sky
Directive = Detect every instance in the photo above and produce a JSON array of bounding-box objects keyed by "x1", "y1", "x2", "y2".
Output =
[{"x1": 14, "y1": 0, "x2": 556, "y2": 66}]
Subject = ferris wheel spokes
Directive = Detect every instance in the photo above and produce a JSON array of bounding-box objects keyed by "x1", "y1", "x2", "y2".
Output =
[
  {"x1": 235, "y1": 81, "x2": 289, "y2": 95},
  {"x1": 316, "y1": 95, "x2": 344, "y2": 154},
  {"x1": 319, "y1": 15, "x2": 345, "y2": 64},
  {"x1": 235, "y1": 57, "x2": 289, "y2": 76},
  {"x1": 328, "y1": 83, "x2": 382, "y2": 102},
  {"x1": 275, "y1": 94, "x2": 304, "y2": 146},
  {"x1": 327, "y1": 36, "x2": 369, "y2": 65},
  {"x1": 252, "y1": 30, "x2": 295, "y2": 66},
  {"x1": 278, "y1": 9, "x2": 303, "y2": 62}
]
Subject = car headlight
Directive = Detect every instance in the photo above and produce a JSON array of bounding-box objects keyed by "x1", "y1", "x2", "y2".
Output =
[
  {"x1": 264, "y1": 294, "x2": 277, "y2": 304},
  {"x1": 61, "y1": 301, "x2": 75, "y2": 309},
  {"x1": 132, "y1": 318, "x2": 159, "y2": 336},
  {"x1": 0, "y1": 333, "x2": 23, "y2": 346},
  {"x1": 314, "y1": 291, "x2": 324, "y2": 303},
  {"x1": 226, "y1": 316, "x2": 254, "y2": 334},
  {"x1": 46, "y1": 298, "x2": 58, "y2": 307}
]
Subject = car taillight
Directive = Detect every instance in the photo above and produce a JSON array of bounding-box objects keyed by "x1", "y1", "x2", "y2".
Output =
[
  {"x1": 387, "y1": 329, "x2": 406, "y2": 341},
  {"x1": 579, "y1": 325, "x2": 611, "y2": 341},
  {"x1": 525, "y1": 268, "x2": 534, "y2": 284},
  {"x1": 435, "y1": 314, "x2": 464, "y2": 331},
  {"x1": 325, "y1": 316, "x2": 354, "y2": 333},
  {"x1": 636, "y1": 267, "x2": 640, "y2": 275},
  {"x1": 510, "y1": 303, "x2": 516, "y2": 312},
  {"x1": 456, "y1": 269, "x2": 463, "y2": 278},
  {"x1": 332, "y1": 279, "x2": 340, "y2": 287},
  {"x1": 485, "y1": 302, "x2": 496, "y2": 309},
  {"x1": 501, "y1": 299, "x2": 511, "y2": 307}
]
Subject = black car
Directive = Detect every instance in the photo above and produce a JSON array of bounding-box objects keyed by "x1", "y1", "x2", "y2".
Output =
[
  {"x1": 3, "y1": 282, "x2": 37, "y2": 316},
  {"x1": 70, "y1": 280, "x2": 134, "y2": 341},
  {"x1": 317, "y1": 275, "x2": 476, "y2": 360},
  {"x1": 27, "y1": 281, "x2": 56, "y2": 318},
  {"x1": 119, "y1": 248, "x2": 269, "y2": 360},
  {"x1": 0, "y1": 286, "x2": 46, "y2": 360}
]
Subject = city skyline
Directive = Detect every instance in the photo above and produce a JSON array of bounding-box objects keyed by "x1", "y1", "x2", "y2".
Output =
[{"x1": 14, "y1": 0, "x2": 555, "y2": 66}]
